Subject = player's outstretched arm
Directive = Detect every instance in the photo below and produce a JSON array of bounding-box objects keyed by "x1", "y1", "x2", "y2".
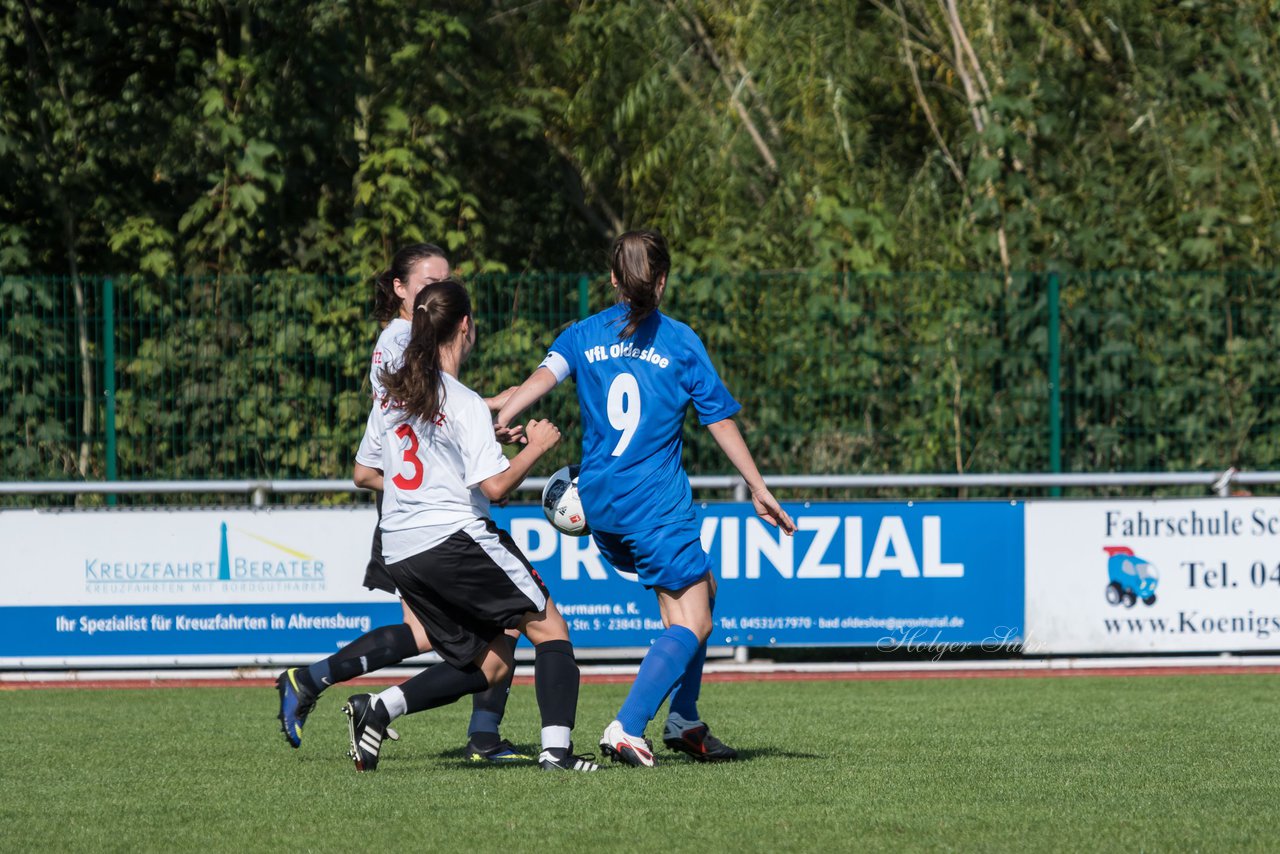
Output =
[
  {"x1": 486, "y1": 386, "x2": 527, "y2": 444},
  {"x1": 483, "y1": 386, "x2": 520, "y2": 413},
  {"x1": 495, "y1": 368, "x2": 559, "y2": 431},
  {"x1": 706, "y1": 418, "x2": 796, "y2": 535},
  {"x1": 479, "y1": 419, "x2": 560, "y2": 502}
]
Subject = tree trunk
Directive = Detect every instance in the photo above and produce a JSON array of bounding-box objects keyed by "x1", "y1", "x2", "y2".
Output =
[{"x1": 64, "y1": 216, "x2": 94, "y2": 482}]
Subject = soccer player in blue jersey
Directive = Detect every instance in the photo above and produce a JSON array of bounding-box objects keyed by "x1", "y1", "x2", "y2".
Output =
[{"x1": 497, "y1": 229, "x2": 796, "y2": 766}]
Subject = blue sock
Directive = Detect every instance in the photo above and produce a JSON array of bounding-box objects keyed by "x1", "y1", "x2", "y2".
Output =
[
  {"x1": 618, "y1": 625, "x2": 701, "y2": 735},
  {"x1": 668, "y1": 595, "x2": 713, "y2": 721},
  {"x1": 667, "y1": 638, "x2": 707, "y2": 721},
  {"x1": 468, "y1": 634, "x2": 517, "y2": 739},
  {"x1": 468, "y1": 709, "x2": 503, "y2": 739}
]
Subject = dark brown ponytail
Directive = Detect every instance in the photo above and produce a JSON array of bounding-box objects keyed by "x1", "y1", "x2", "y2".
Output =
[
  {"x1": 379, "y1": 279, "x2": 472, "y2": 424},
  {"x1": 372, "y1": 243, "x2": 448, "y2": 325},
  {"x1": 610, "y1": 229, "x2": 670, "y2": 339}
]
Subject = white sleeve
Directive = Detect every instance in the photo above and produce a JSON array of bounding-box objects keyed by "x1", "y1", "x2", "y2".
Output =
[
  {"x1": 458, "y1": 394, "x2": 510, "y2": 489},
  {"x1": 368, "y1": 345, "x2": 384, "y2": 398},
  {"x1": 370, "y1": 322, "x2": 410, "y2": 398},
  {"x1": 355, "y1": 404, "x2": 385, "y2": 469},
  {"x1": 539, "y1": 350, "x2": 571, "y2": 383}
]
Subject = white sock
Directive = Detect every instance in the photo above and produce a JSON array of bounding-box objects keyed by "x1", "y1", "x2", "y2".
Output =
[
  {"x1": 667, "y1": 711, "x2": 701, "y2": 728},
  {"x1": 541, "y1": 725, "x2": 571, "y2": 751},
  {"x1": 376, "y1": 686, "x2": 407, "y2": 721}
]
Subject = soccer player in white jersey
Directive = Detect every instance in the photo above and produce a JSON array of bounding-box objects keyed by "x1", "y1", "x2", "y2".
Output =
[
  {"x1": 276, "y1": 244, "x2": 526, "y2": 762},
  {"x1": 498, "y1": 229, "x2": 796, "y2": 767},
  {"x1": 342, "y1": 279, "x2": 597, "y2": 773}
]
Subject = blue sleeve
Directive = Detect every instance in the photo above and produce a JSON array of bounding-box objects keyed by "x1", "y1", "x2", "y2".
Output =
[{"x1": 683, "y1": 329, "x2": 740, "y2": 425}]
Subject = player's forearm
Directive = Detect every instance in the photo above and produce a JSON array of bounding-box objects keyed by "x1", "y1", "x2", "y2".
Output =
[
  {"x1": 483, "y1": 386, "x2": 519, "y2": 413},
  {"x1": 706, "y1": 418, "x2": 768, "y2": 494},
  {"x1": 353, "y1": 462, "x2": 384, "y2": 491},
  {"x1": 480, "y1": 443, "x2": 549, "y2": 501},
  {"x1": 496, "y1": 368, "x2": 558, "y2": 427}
]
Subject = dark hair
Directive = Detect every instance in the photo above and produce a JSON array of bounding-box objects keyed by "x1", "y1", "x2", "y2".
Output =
[
  {"x1": 610, "y1": 229, "x2": 670, "y2": 339},
  {"x1": 373, "y1": 243, "x2": 449, "y2": 325},
  {"x1": 379, "y1": 279, "x2": 471, "y2": 424}
]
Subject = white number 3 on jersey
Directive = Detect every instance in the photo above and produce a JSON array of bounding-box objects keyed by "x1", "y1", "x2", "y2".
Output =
[{"x1": 607, "y1": 373, "x2": 641, "y2": 457}]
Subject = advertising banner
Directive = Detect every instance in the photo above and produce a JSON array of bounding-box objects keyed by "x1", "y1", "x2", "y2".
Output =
[
  {"x1": 496, "y1": 501, "x2": 1025, "y2": 651},
  {"x1": 0, "y1": 500, "x2": 1024, "y2": 666},
  {"x1": 1025, "y1": 498, "x2": 1280, "y2": 653},
  {"x1": 0, "y1": 506, "x2": 402, "y2": 666}
]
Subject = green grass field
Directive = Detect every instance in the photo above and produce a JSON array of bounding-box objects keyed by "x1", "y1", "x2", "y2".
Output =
[{"x1": 3, "y1": 674, "x2": 1277, "y2": 852}]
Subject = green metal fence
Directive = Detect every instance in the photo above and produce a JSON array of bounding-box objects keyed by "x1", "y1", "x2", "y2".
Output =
[{"x1": 3, "y1": 271, "x2": 1278, "y2": 504}]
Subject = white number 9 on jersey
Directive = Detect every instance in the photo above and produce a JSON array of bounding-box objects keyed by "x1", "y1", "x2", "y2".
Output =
[{"x1": 607, "y1": 372, "x2": 641, "y2": 457}]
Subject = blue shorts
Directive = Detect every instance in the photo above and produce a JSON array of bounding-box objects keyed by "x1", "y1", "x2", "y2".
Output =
[{"x1": 591, "y1": 516, "x2": 712, "y2": 592}]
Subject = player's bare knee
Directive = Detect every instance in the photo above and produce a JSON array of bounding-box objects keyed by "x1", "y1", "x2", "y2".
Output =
[
  {"x1": 519, "y1": 601, "x2": 570, "y2": 645},
  {"x1": 481, "y1": 655, "x2": 511, "y2": 688},
  {"x1": 522, "y1": 616, "x2": 570, "y2": 645},
  {"x1": 677, "y1": 615, "x2": 713, "y2": 643}
]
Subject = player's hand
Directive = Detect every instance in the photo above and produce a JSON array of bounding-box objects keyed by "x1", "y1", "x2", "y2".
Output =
[
  {"x1": 524, "y1": 419, "x2": 561, "y2": 453},
  {"x1": 494, "y1": 422, "x2": 526, "y2": 445},
  {"x1": 751, "y1": 487, "x2": 796, "y2": 535},
  {"x1": 484, "y1": 386, "x2": 521, "y2": 413}
]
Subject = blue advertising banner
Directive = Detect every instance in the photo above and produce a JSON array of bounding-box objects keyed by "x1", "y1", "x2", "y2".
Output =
[
  {"x1": 5, "y1": 603, "x2": 405, "y2": 657},
  {"x1": 492, "y1": 500, "x2": 1025, "y2": 649},
  {"x1": 0, "y1": 501, "x2": 1024, "y2": 665}
]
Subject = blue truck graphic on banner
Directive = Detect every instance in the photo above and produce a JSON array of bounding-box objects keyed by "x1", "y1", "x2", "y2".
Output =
[{"x1": 1103, "y1": 545, "x2": 1159, "y2": 607}]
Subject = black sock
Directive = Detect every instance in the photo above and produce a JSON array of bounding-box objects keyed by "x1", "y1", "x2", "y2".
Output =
[
  {"x1": 468, "y1": 634, "x2": 518, "y2": 741},
  {"x1": 534, "y1": 639, "x2": 580, "y2": 729},
  {"x1": 322, "y1": 623, "x2": 419, "y2": 685},
  {"x1": 468, "y1": 730, "x2": 500, "y2": 751},
  {"x1": 400, "y1": 662, "x2": 489, "y2": 715},
  {"x1": 292, "y1": 665, "x2": 321, "y2": 696}
]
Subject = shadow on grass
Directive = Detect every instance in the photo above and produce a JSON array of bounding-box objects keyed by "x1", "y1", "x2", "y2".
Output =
[
  {"x1": 720, "y1": 747, "x2": 822, "y2": 761},
  {"x1": 430, "y1": 744, "x2": 538, "y2": 769},
  {"x1": 384, "y1": 743, "x2": 823, "y2": 769}
]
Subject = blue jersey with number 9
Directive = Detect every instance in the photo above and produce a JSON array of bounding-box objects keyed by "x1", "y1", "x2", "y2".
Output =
[{"x1": 542, "y1": 303, "x2": 740, "y2": 534}]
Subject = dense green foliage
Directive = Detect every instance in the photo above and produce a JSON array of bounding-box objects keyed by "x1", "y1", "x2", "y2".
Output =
[
  {"x1": 3, "y1": 675, "x2": 1278, "y2": 851},
  {"x1": 3, "y1": 2, "x2": 1279, "y2": 489},
  {"x1": 7, "y1": 1, "x2": 1279, "y2": 275}
]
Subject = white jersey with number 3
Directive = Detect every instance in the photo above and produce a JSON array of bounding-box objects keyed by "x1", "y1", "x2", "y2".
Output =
[{"x1": 356, "y1": 372, "x2": 510, "y2": 562}]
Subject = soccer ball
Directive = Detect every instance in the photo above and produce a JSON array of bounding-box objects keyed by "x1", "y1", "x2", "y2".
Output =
[{"x1": 542, "y1": 465, "x2": 590, "y2": 536}]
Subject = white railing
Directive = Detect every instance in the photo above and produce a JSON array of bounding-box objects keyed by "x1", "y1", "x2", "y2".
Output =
[{"x1": 2, "y1": 468, "x2": 1276, "y2": 505}]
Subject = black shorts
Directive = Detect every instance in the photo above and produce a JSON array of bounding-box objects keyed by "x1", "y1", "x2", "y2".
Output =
[
  {"x1": 363, "y1": 490, "x2": 397, "y2": 594},
  {"x1": 385, "y1": 519, "x2": 550, "y2": 668}
]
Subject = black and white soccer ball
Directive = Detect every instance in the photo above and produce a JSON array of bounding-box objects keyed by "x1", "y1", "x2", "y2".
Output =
[{"x1": 542, "y1": 465, "x2": 590, "y2": 536}]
